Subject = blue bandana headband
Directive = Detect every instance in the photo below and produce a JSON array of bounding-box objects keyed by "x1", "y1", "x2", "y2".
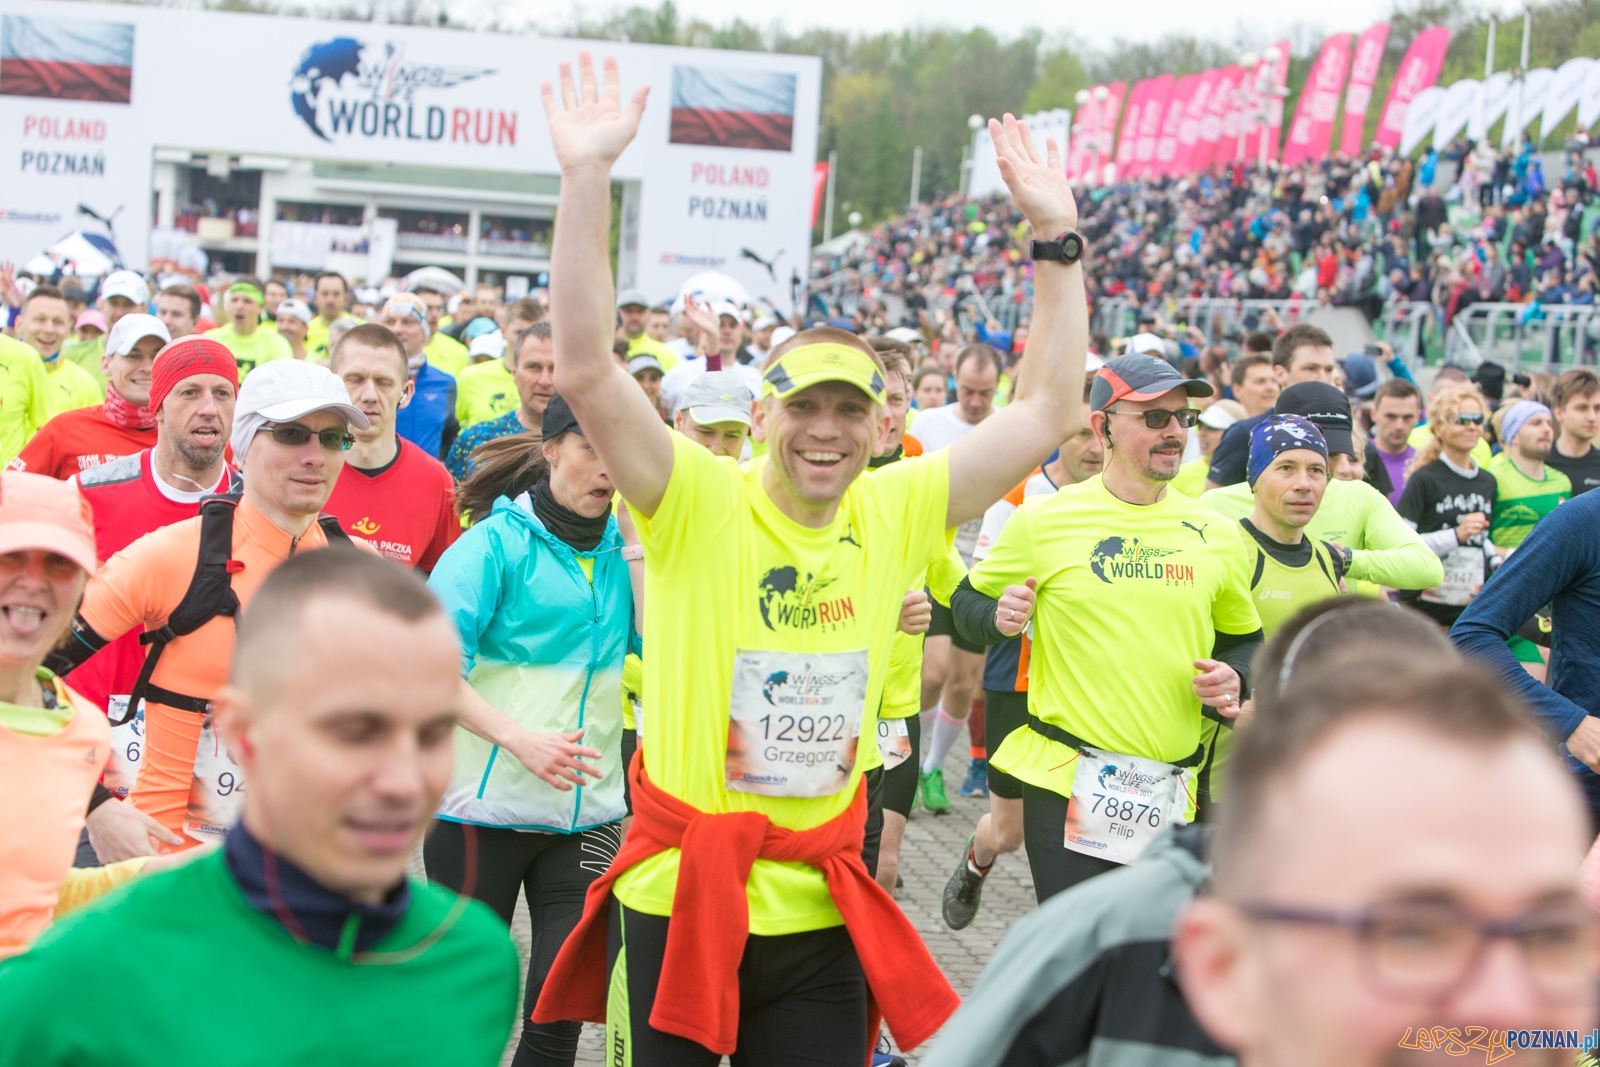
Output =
[{"x1": 1248, "y1": 414, "x2": 1329, "y2": 487}]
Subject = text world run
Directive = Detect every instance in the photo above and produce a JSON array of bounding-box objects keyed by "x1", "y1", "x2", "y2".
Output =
[
  {"x1": 1104, "y1": 560, "x2": 1196, "y2": 582},
  {"x1": 324, "y1": 103, "x2": 517, "y2": 145}
]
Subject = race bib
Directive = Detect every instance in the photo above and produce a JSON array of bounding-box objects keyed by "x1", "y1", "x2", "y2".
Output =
[
  {"x1": 1063, "y1": 746, "x2": 1188, "y2": 865},
  {"x1": 953, "y1": 518, "x2": 983, "y2": 565},
  {"x1": 1421, "y1": 544, "x2": 1485, "y2": 607},
  {"x1": 726, "y1": 648, "x2": 868, "y2": 797},
  {"x1": 875, "y1": 717, "x2": 912, "y2": 770},
  {"x1": 184, "y1": 714, "x2": 245, "y2": 842},
  {"x1": 103, "y1": 696, "x2": 143, "y2": 799}
]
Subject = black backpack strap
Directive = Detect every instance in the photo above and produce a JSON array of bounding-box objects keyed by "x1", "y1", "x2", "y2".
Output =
[
  {"x1": 317, "y1": 514, "x2": 352, "y2": 544},
  {"x1": 126, "y1": 493, "x2": 243, "y2": 720}
]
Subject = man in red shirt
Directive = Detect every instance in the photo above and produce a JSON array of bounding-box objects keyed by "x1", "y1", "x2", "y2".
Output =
[
  {"x1": 66, "y1": 338, "x2": 239, "y2": 724},
  {"x1": 325, "y1": 323, "x2": 458, "y2": 571},
  {"x1": 11, "y1": 314, "x2": 172, "y2": 479}
]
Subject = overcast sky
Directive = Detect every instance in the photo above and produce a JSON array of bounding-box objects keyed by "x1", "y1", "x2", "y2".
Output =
[{"x1": 557, "y1": 0, "x2": 1403, "y2": 49}]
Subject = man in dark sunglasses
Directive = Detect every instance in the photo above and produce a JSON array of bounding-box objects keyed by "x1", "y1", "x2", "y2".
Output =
[
  {"x1": 53, "y1": 359, "x2": 378, "y2": 844},
  {"x1": 949, "y1": 354, "x2": 1262, "y2": 902}
]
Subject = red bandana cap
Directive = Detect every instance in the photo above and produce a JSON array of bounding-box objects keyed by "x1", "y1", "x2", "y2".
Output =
[{"x1": 148, "y1": 338, "x2": 240, "y2": 413}]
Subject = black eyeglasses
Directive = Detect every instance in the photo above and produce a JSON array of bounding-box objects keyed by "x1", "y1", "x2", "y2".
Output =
[
  {"x1": 1104, "y1": 407, "x2": 1201, "y2": 429},
  {"x1": 1452, "y1": 413, "x2": 1486, "y2": 426},
  {"x1": 1237, "y1": 899, "x2": 1600, "y2": 1002},
  {"x1": 259, "y1": 423, "x2": 355, "y2": 452}
]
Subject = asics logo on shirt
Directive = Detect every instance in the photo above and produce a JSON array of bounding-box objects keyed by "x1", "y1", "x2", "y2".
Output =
[
  {"x1": 1088, "y1": 536, "x2": 1193, "y2": 585},
  {"x1": 757, "y1": 566, "x2": 853, "y2": 632}
]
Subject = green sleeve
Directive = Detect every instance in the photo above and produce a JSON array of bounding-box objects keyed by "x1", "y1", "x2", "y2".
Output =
[
  {"x1": 1212, "y1": 529, "x2": 1263, "y2": 635},
  {"x1": 1346, "y1": 483, "x2": 1445, "y2": 590},
  {"x1": 926, "y1": 543, "x2": 968, "y2": 606},
  {"x1": 968, "y1": 498, "x2": 1035, "y2": 599}
]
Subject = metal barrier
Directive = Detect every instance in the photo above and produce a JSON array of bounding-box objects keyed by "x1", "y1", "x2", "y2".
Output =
[{"x1": 1448, "y1": 303, "x2": 1600, "y2": 371}]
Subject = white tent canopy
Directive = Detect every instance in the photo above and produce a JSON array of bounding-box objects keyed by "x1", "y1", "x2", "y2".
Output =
[{"x1": 22, "y1": 229, "x2": 119, "y2": 280}]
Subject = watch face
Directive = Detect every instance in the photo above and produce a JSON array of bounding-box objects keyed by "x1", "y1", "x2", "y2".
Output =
[{"x1": 1062, "y1": 233, "x2": 1084, "y2": 260}]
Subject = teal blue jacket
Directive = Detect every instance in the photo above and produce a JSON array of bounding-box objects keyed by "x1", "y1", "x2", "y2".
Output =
[{"x1": 428, "y1": 492, "x2": 639, "y2": 832}]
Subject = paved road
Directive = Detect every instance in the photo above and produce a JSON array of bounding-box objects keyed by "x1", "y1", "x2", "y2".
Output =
[{"x1": 494, "y1": 741, "x2": 1037, "y2": 1065}]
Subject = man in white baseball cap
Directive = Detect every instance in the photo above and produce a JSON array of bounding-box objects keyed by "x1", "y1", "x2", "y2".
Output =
[
  {"x1": 12, "y1": 313, "x2": 171, "y2": 480},
  {"x1": 673, "y1": 371, "x2": 754, "y2": 459},
  {"x1": 273, "y1": 298, "x2": 315, "y2": 362}
]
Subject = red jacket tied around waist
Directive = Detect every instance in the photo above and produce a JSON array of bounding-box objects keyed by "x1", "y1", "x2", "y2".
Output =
[{"x1": 533, "y1": 754, "x2": 961, "y2": 1055}]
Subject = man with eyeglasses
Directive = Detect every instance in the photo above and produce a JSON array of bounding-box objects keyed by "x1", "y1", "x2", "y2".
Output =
[
  {"x1": 53, "y1": 360, "x2": 377, "y2": 845},
  {"x1": 951, "y1": 354, "x2": 1262, "y2": 902},
  {"x1": 1176, "y1": 659, "x2": 1597, "y2": 1067}
]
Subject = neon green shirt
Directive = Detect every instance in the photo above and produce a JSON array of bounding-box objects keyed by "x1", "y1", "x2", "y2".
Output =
[
  {"x1": 618, "y1": 434, "x2": 952, "y2": 934},
  {"x1": 424, "y1": 332, "x2": 469, "y2": 378},
  {"x1": 455, "y1": 360, "x2": 517, "y2": 427},
  {"x1": 1171, "y1": 459, "x2": 1210, "y2": 498},
  {"x1": 1488, "y1": 454, "x2": 1570, "y2": 548},
  {"x1": 204, "y1": 324, "x2": 293, "y2": 377},
  {"x1": 974, "y1": 475, "x2": 1260, "y2": 799},
  {"x1": 626, "y1": 335, "x2": 681, "y2": 372},
  {"x1": 305, "y1": 313, "x2": 360, "y2": 362},
  {"x1": 60, "y1": 335, "x2": 106, "y2": 387},
  {"x1": 0, "y1": 336, "x2": 53, "y2": 465},
  {"x1": 40, "y1": 355, "x2": 103, "y2": 418},
  {"x1": 1199, "y1": 477, "x2": 1443, "y2": 591}
]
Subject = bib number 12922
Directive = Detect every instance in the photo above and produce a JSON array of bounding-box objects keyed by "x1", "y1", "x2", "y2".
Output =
[{"x1": 726, "y1": 648, "x2": 868, "y2": 798}]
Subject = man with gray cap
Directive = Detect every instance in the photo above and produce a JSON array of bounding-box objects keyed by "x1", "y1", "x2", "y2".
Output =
[
  {"x1": 55, "y1": 358, "x2": 376, "y2": 843},
  {"x1": 672, "y1": 371, "x2": 754, "y2": 459},
  {"x1": 63, "y1": 269, "x2": 150, "y2": 386},
  {"x1": 617, "y1": 288, "x2": 677, "y2": 371}
]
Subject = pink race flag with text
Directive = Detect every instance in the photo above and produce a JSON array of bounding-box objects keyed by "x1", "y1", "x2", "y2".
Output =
[
  {"x1": 1282, "y1": 33, "x2": 1352, "y2": 165},
  {"x1": 1375, "y1": 26, "x2": 1451, "y2": 149},
  {"x1": 1340, "y1": 23, "x2": 1391, "y2": 154}
]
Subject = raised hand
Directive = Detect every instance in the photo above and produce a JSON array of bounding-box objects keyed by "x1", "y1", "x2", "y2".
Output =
[
  {"x1": 989, "y1": 115, "x2": 1078, "y2": 239},
  {"x1": 540, "y1": 51, "x2": 650, "y2": 174}
]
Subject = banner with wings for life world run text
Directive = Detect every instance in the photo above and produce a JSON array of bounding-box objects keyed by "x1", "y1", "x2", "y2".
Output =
[{"x1": 670, "y1": 66, "x2": 796, "y2": 152}]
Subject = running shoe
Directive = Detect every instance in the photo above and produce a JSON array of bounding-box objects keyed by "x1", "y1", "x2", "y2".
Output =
[
  {"x1": 873, "y1": 1034, "x2": 908, "y2": 1067},
  {"x1": 959, "y1": 757, "x2": 990, "y2": 796},
  {"x1": 918, "y1": 768, "x2": 951, "y2": 814},
  {"x1": 942, "y1": 833, "x2": 988, "y2": 930}
]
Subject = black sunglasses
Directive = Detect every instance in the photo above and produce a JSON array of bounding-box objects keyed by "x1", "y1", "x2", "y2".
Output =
[
  {"x1": 260, "y1": 422, "x2": 355, "y2": 452},
  {"x1": 1452, "y1": 413, "x2": 1485, "y2": 426},
  {"x1": 1104, "y1": 407, "x2": 1201, "y2": 429}
]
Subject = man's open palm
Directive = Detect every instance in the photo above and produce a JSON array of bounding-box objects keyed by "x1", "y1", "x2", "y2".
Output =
[
  {"x1": 989, "y1": 114, "x2": 1078, "y2": 238},
  {"x1": 541, "y1": 51, "x2": 650, "y2": 171}
]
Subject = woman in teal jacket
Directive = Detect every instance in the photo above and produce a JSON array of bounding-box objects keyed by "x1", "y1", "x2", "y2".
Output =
[{"x1": 424, "y1": 394, "x2": 640, "y2": 1067}]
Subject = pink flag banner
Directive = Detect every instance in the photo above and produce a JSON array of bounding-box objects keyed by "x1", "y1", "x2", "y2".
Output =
[
  {"x1": 1340, "y1": 23, "x2": 1391, "y2": 155},
  {"x1": 1258, "y1": 40, "x2": 1293, "y2": 163},
  {"x1": 1155, "y1": 74, "x2": 1198, "y2": 175},
  {"x1": 1133, "y1": 73, "x2": 1174, "y2": 176},
  {"x1": 1068, "y1": 96, "x2": 1098, "y2": 181},
  {"x1": 1282, "y1": 33, "x2": 1352, "y2": 165},
  {"x1": 1113, "y1": 79, "x2": 1149, "y2": 174},
  {"x1": 1202, "y1": 66, "x2": 1243, "y2": 167},
  {"x1": 1375, "y1": 26, "x2": 1451, "y2": 148},
  {"x1": 1094, "y1": 82, "x2": 1125, "y2": 181},
  {"x1": 1177, "y1": 69, "x2": 1222, "y2": 173}
]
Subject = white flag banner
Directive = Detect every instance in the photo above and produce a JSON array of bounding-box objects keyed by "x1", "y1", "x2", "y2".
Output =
[
  {"x1": 1433, "y1": 79, "x2": 1482, "y2": 150},
  {"x1": 1401, "y1": 85, "x2": 1447, "y2": 156},
  {"x1": 1504, "y1": 67, "x2": 1555, "y2": 145},
  {"x1": 1580, "y1": 62, "x2": 1600, "y2": 129},
  {"x1": 1472, "y1": 71, "x2": 1514, "y2": 141},
  {"x1": 1541, "y1": 57, "x2": 1595, "y2": 141}
]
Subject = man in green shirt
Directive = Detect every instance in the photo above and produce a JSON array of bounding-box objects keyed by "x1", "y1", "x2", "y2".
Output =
[
  {"x1": 204, "y1": 281, "x2": 293, "y2": 377},
  {"x1": 1489, "y1": 399, "x2": 1571, "y2": 550},
  {"x1": 412, "y1": 285, "x2": 470, "y2": 378},
  {"x1": 305, "y1": 271, "x2": 359, "y2": 361},
  {"x1": 0, "y1": 549, "x2": 518, "y2": 1065},
  {"x1": 455, "y1": 297, "x2": 544, "y2": 428},
  {"x1": 62, "y1": 269, "x2": 150, "y2": 387}
]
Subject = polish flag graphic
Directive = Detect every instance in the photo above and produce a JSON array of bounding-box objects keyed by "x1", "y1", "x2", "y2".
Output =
[
  {"x1": 1, "y1": 15, "x2": 134, "y2": 104},
  {"x1": 670, "y1": 66, "x2": 796, "y2": 152}
]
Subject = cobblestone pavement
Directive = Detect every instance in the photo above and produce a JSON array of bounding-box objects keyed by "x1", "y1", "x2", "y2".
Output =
[{"x1": 495, "y1": 740, "x2": 1037, "y2": 1066}]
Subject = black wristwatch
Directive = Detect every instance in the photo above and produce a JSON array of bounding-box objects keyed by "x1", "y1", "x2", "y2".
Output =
[
  {"x1": 1030, "y1": 231, "x2": 1085, "y2": 265},
  {"x1": 1335, "y1": 544, "x2": 1354, "y2": 574}
]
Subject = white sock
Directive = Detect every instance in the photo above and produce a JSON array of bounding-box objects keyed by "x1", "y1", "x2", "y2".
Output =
[{"x1": 921, "y1": 701, "x2": 967, "y2": 773}]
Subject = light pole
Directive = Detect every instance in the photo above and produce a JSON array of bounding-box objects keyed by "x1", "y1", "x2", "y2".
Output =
[
  {"x1": 1257, "y1": 46, "x2": 1283, "y2": 170},
  {"x1": 1235, "y1": 51, "x2": 1258, "y2": 162},
  {"x1": 1093, "y1": 84, "x2": 1111, "y2": 185},
  {"x1": 822, "y1": 149, "x2": 837, "y2": 243},
  {"x1": 961, "y1": 113, "x2": 984, "y2": 195},
  {"x1": 909, "y1": 145, "x2": 923, "y2": 209}
]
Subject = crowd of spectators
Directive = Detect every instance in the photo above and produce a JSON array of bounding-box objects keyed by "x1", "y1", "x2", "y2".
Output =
[{"x1": 810, "y1": 130, "x2": 1600, "y2": 352}]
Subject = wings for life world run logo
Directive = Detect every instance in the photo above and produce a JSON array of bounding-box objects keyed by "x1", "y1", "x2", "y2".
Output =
[
  {"x1": 1089, "y1": 537, "x2": 1196, "y2": 586},
  {"x1": 288, "y1": 37, "x2": 517, "y2": 146},
  {"x1": 757, "y1": 567, "x2": 856, "y2": 633}
]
